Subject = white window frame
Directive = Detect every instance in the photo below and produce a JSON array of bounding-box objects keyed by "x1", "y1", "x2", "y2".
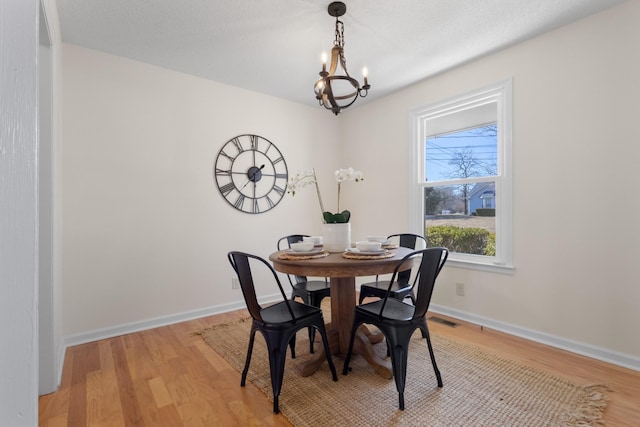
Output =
[{"x1": 409, "y1": 79, "x2": 513, "y2": 273}]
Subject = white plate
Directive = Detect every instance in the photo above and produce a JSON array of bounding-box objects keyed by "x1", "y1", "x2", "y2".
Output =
[
  {"x1": 345, "y1": 247, "x2": 387, "y2": 256},
  {"x1": 284, "y1": 248, "x2": 324, "y2": 255},
  {"x1": 367, "y1": 237, "x2": 392, "y2": 245}
]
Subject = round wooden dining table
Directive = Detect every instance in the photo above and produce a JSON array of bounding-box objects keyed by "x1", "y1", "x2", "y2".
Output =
[{"x1": 269, "y1": 246, "x2": 414, "y2": 379}]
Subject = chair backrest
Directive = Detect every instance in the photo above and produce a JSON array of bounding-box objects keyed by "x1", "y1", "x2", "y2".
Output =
[
  {"x1": 380, "y1": 248, "x2": 448, "y2": 319},
  {"x1": 388, "y1": 233, "x2": 427, "y2": 250},
  {"x1": 277, "y1": 234, "x2": 310, "y2": 285},
  {"x1": 387, "y1": 233, "x2": 427, "y2": 283},
  {"x1": 227, "y1": 251, "x2": 294, "y2": 322}
]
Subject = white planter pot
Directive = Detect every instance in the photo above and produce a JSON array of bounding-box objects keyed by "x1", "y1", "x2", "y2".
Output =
[{"x1": 322, "y1": 223, "x2": 351, "y2": 253}]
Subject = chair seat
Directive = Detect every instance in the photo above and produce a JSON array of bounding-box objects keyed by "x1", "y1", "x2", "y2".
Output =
[
  {"x1": 293, "y1": 280, "x2": 331, "y2": 294},
  {"x1": 360, "y1": 280, "x2": 411, "y2": 293},
  {"x1": 358, "y1": 279, "x2": 413, "y2": 304},
  {"x1": 260, "y1": 300, "x2": 321, "y2": 324},
  {"x1": 356, "y1": 298, "x2": 416, "y2": 322}
]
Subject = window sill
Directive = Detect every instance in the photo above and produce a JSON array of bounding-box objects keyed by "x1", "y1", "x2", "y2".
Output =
[{"x1": 445, "y1": 258, "x2": 514, "y2": 275}]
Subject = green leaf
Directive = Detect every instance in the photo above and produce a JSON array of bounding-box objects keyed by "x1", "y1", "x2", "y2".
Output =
[{"x1": 323, "y1": 210, "x2": 351, "y2": 223}]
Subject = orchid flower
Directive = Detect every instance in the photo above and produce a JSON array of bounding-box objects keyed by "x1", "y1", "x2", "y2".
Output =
[{"x1": 288, "y1": 167, "x2": 364, "y2": 223}]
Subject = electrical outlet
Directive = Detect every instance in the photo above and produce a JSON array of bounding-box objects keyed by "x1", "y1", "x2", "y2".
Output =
[
  {"x1": 455, "y1": 282, "x2": 465, "y2": 296},
  {"x1": 232, "y1": 278, "x2": 240, "y2": 290}
]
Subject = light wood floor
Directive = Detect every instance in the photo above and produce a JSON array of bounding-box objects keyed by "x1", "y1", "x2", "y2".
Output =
[{"x1": 39, "y1": 303, "x2": 640, "y2": 426}]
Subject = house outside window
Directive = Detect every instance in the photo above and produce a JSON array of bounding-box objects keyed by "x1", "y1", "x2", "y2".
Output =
[
  {"x1": 469, "y1": 183, "x2": 495, "y2": 212},
  {"x1": 409, "y1": 80, "x2": 513, "y2": 272}
]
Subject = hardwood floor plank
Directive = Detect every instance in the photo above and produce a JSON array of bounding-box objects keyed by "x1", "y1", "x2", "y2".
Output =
[
  {"x1": 156, "y1": 404, "x2": 185, "y2": 427},
  {"x1": 165, "y1": 372, "x2": 198, "y2": 407},
  {"x1": 133, "y1": 377, "x2": 164, "y2": 427},
  {"x1": 176, "y1": 394, "x2": 220, "y2": 427},
  {"x1": 148, "y1": 377, "x2": 173, "y2": 409},
  {"x1": 111, "y1": 337, "x2": 145, "y2": 426},
  {"x1": 66, "y1": 342, "x2": 100, "y2": 426},
  {"x1": 96, "y1": 340, "x2": 126, "y2": 426},
  {"x1": 39, "y1": 413, "x2": 67, "y2": 427}
]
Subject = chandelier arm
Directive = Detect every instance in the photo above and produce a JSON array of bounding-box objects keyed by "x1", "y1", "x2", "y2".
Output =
[
  {"x1": 338, "y1": 48, "x2": 352, "y2": 79},
  {"x1": 327, "y1": 47, "x2": 340, "y2": 76},
  {"x1": 325, "y1": 76, "x2": 359, "y2": 99}
]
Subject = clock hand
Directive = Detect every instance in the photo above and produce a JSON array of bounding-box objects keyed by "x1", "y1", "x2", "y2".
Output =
[{"x1": 239, "y1": 164, "x2": 265, "y2": 191}]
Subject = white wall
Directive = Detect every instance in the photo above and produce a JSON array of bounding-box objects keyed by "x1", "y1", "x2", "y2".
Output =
[
  {"x1": 61, "y1": 44, "x2": 341, "y2": 338},
  {"x1": 0, "y1": 0, "x2": 39, "y2": 424},
  {"x1": 60, "y1": 1, "x2": 640, "y2": 371},
  {"x1": 343, "y1": 0, "x2": 640, "y2": 364}
]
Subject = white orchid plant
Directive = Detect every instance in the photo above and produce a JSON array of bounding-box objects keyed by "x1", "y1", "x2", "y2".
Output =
[{"x1": 287, "y1": 167, "x2": 364, "y2": 223}]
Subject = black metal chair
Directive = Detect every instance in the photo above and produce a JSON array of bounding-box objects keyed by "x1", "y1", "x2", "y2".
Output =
[
  {"x1": 227, "y1": 251, "x2": 338, "y2": 414},
  {"x1": 358, "y1": 233, "x2": 427, "y2": 305},
  {"x1": 277, "y1": 234, "x2": 331, "y2": 353},
  {"x1": 343, "y1": 247, "x2": 449, "y2": 410}
]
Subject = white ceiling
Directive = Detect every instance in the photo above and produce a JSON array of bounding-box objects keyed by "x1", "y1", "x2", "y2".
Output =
[{"x1": 56, "y1": 0, "x2": 626, "y2": 111}]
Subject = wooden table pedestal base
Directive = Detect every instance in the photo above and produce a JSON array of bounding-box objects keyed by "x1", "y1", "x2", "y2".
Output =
[{"x1": 298, "y1": 276, "x2": 392, "y2": 379}]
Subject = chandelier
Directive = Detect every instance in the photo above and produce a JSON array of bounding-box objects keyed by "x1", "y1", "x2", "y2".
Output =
[{"x1": 314, "y1": 1, "x2": 370, "y2": 115}]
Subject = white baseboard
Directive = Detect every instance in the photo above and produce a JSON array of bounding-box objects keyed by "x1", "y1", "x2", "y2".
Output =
[
  {"x1": 430, "y1": 304, "x2": 640, "y2": 372},
  {"x1": 62, "y1": 293, "x2": 282, "y2": 353},
  {"x1": 55, "y1": 297, "x2": 274, "y2": 393}
]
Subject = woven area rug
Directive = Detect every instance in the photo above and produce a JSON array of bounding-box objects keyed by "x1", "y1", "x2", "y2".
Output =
[{"x1": 199, "y1": 318, "x2": 608, "y2": 426}]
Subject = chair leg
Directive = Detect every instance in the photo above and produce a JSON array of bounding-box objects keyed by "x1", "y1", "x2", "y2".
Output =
[
  {"x1": 409, "y1": 293, "x2": 427, "y2": 339},
  {"x1": 423, "y1": 327, "x2": 443, "y2": 387},
  {"x1": 294, "y1": 293, "x2": 316, "y2": 354},
  {"x1": 384, "y1": 327, "x2": 413, "y2": 410},
  {"x1": 308, "y1": 294, "x2": 318, "y2": 354},
  {"x1": 241, "y1": 325, "x2": 258, "y2": 387},
  {"x1": 316, "y1": 323, "x2": 338, "y2": 381},
  {"x1": 342, "y1": 318, "x2": 361, "y2": 375},
  {"x1": 391, "y1": 344, "x2": 409, "y2": 410},
  {"x1": 419, "y1": 320, "x2": 427, "y2": 339},
  {"x1": 289, "y1": 332, "x2": 296, "y2": 359},
  {"x1": 264, "y1": 331, "x2": 291, "y2": 414},
  {"x1": 308, "y1": 327, "x2": 315, "y2": 354}
]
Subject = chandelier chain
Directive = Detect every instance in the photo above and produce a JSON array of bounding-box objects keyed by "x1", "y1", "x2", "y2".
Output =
[{"x1": 334, "y1": 19, "x2": 345, "y2": 48}]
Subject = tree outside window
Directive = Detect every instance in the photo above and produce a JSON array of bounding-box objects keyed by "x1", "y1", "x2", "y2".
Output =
[{"x1": 424, "y1": 124, "x2": 497, "y2": 256}]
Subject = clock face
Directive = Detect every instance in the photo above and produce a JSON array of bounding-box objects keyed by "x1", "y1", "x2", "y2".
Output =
[{"x1": 214, "y1": 134, "x2": 288, "y2": 214}]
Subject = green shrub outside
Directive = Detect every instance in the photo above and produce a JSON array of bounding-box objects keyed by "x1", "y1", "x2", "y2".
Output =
[
  {"x1": 426, "y1": 225, "x2": 496, "y2": 256},
  {"x1": 475, "y1": 208, "x2": 496, "y2": 217}
]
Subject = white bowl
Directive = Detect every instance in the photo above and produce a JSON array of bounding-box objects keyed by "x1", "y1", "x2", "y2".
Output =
[
  {"x1": 367, "y1": 235, "x2": 388, "y2": 244},
  {"x1": 356, "y1": 241, "x2": 382, "y2": 251},
  {"x1": 303, "y1": 236, "x2": 323, "y2": 245},
  {"x1": 290, "y1": 242, "x2": 315, "y2": 252}
]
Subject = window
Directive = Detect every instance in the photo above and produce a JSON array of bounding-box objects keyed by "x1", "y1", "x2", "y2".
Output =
[{"x1": 409, "y1": 80, "x2": 513, "y2": 272}]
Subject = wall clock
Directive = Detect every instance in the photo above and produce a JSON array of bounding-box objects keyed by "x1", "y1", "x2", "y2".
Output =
[{"x1": 214, "y1": 134, "x2": 288, "y2": 214}]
